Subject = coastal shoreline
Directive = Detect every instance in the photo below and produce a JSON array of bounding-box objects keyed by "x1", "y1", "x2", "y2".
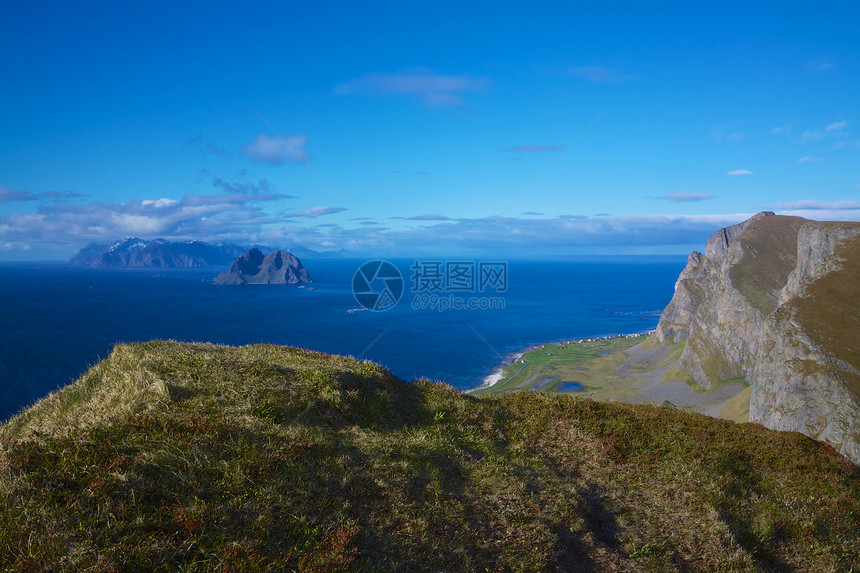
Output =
[{"x1": 468, "y1": 330, "x2": 655, "y2": 393}]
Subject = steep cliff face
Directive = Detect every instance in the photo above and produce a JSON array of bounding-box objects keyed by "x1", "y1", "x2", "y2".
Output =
[
  {"x1": 750, "y1": 224, "x2": 860, "y2": 463},
  {"x1": 656, "y1": 213, "x2": 860, "y2": 464},
  {"x1": 214, "y1": 248, "x2": 313, "y2": 285},
  {"x1": 655, "y1": 212, "x2": 805, "y2": 388}
]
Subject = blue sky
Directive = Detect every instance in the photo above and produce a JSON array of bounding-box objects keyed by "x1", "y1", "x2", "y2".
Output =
[{"x1": 1, "y1": 1, "x2": 858, "y2": 259}]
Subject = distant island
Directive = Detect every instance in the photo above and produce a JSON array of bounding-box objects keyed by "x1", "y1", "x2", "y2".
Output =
[
  {"x1": 214, "y1": 247, "x2": 313, "y2": 285},
  {"x1": 69, "y1": 238, "x2": 358, "y2": 268},
  {"x1": 68, "y1": 238, "x2": 248, "y2": 268}
]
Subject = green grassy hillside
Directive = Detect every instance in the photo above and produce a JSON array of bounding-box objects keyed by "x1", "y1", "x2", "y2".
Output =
[{"x1": 1, "y1": 341, "x2": 858, "y2": 572}]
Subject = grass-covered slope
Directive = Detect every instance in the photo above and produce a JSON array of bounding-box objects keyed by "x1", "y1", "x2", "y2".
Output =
[
  {"x1": 729, "y1": 215, "x2": 806, "y2": 314},
  {"x1": 1, "y1": 342, "x2": 858, "y2": 572}
]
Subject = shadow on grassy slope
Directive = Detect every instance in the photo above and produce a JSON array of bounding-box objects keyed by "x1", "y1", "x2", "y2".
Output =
[{"x1": 1, "y1": 341, "x2": 858, "y2": 572}]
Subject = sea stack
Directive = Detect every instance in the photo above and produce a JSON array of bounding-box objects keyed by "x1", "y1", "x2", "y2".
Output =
[{"x1": 215, "y1": 248, "x2": 313, "y2": 285}]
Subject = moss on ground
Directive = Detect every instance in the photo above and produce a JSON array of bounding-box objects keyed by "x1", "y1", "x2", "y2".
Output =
[{"x1": 1, "y1": 341, "x2": 858, "y2": 572}]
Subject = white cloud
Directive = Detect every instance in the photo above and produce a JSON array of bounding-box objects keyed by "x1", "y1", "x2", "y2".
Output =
[
  {"x1": 832, "y1": 140, "x2": 860, "y2": 150},
  {"x1": 803, "y1": 121, "x2": 849, "y2": 141},
  {"x1": 502, "y1": 145, "x2": 562, "y2": 154},
  {"x1": 240, "y1": 133, "x2": 308, "y2": 165},
  {"x1": 141, "y1": 198, "x2": 180, "y2": 208},
  {"x1": 284, "y1": 206, "x2": 347, "y2": 219},
  {"x1": 210, "y1": 178, "x2": 285, "y2": 197},
  {"x1": 564, "y1": 66, "x2": 637, "y2": 83},
  {"x1": 17, "y1": 204, "x2": 852, "y2": 259},
  {"x1": 0, "y1": 185, "x2": 82, "y2": 203},
  {"x1": 188, "y1": 133, "x2": 230, "y2": 157},
  {"x1": 771, "y1": 126, "x2": 791, "y2": 135},
  {"x1": 0, "y1": 241, "x2": 32, "y2": 254},
  {"x1": 768, "y1": 200, "x2": 860, "y2": 223},
  {"x1": 771, "y1": 200, "x2": 860, "y2": 210},
  {"x1": 0, "y1": 179, "x2": 291, "y2": 248},
  {"x1": 808, "y1": 59, "x2": 837, "y2": 72},
  {"x1": 0, "y1": 185, "x2": 35, "y2": 202},
  {"x1": 796, "y1": 156, "x2": 823, "y2": 163},
  {"x1": 3, "y1": 201, "x2": 760, "y2": 258},
  {"x1": 710, "y1": 126, "x2": 744, "y2": 143},
  {"x1": 656, "y1": 193, "x2": 714, "y2": 203},
  {"x1": 381, "y1": 213, "x2": 754, "y2": 255},
  {"x1": 246, "y1": 212, "x2": 758, "y2": 258},
  {"x1": 776, "y1": 209, "x2": 860, "y2": 222},
  {"x1": 334, "y1": 68, "x2": 487, "y2": 107},
  {"x1": 407, "y1": 214, "x2": 451, "y2": 221},
  {"x1": 9, "y1": 181, "x2": 857, "y2": 260},
  {"x1": 727, "y1": 169, "x2": 753, "y2": 176}
]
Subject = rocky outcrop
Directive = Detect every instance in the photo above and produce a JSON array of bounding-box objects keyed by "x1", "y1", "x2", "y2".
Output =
[
  {"x1": 752, "y1": 307, "x2": 860, "y2": 464},
  {"x1": 214, "y1": 248, "x2": 312, "y2": 285},
  {"x1": 656, "y1": 212, "x2": 803, "y2": 388},
  {"x1": 750, "y1": 224, "x2": 860, "y2": 463},
  {"x1": 779, "y1": 222, "x2": 860, "y2": 303},
  {"x1": 656, "y1": 212, "x2": 860, "y2": 464}
]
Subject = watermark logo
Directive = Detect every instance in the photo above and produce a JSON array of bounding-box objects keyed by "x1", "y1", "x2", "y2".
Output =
[
  {"x1": 352, "y1": 260, "x2": 507, "y2": 312},
  {"x1": 352, "y1": 260, "x2": 404, "y2": 311},
  {"x1": 411, "y1": 261, "x2": 508, "y2": 293},
  {"x1": 410, "y1": 260, "x2": 507, "y2": 311}
]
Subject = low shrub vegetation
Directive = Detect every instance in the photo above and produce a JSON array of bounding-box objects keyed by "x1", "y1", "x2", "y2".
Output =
[{"x1": 1, "y1": 341, "x2": 857, "y2": 571}]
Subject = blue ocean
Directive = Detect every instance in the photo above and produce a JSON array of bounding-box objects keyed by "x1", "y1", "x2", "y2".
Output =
[{"x1": 0, "y1": 257, "x2": 685, "y2": 422}]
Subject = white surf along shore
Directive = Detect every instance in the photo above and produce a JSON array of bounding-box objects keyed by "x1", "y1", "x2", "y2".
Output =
[{"x1": 469, "y1": 331, "x2": 655, "y2": 393}]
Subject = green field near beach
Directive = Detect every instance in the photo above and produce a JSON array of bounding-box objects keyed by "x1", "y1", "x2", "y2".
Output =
[{"x1": 471, "y1": 335, "x2": 649, "y2": 398}]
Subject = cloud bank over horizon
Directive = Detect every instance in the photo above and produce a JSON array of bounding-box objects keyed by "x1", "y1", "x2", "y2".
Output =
[
  {"x1": 7, "y1": 181, "x2": 858, "y2": 259},
  {"x1": 4, "y1": 178, "x2": 859, "y2": 260}
]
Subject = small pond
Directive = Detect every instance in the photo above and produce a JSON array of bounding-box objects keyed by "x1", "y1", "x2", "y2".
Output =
[{"x1": 557, "y1": 382, "x2": 585, "y2": 392}]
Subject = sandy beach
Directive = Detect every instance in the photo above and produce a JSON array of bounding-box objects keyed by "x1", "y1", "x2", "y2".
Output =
[{"x1": 470, "y1": 350, "x2": 528, "y2": 391}]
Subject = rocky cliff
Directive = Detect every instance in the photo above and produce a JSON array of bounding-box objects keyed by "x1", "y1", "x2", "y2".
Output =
[
  {"x1": 655, "y1": 212, "x2": 860, "y2": 464},
  {"x1": 214, "y1": 248, "x2": 313, "y2": 285}
]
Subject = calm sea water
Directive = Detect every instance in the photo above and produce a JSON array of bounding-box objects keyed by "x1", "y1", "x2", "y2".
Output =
[{"x1": 0, "y1": 257, "x2": 685, "y2": 422}]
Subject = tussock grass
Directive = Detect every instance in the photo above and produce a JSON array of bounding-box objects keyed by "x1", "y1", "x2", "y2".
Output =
[{"x1": 1, "y1": 341, "x2": 858, "y2": 571}]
